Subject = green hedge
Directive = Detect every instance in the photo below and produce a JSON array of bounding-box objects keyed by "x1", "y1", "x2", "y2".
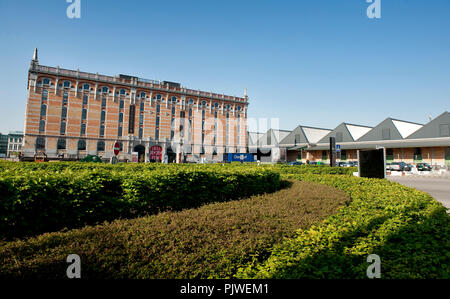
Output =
[
  {"x1": 0, "y1": 166, "x2": 280, "y2": 240},
  {"x1": 236, "y1": 173, "x2": 450, "y2": 279}
]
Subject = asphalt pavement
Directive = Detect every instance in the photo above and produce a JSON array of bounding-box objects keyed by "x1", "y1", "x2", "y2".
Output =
[{"x1": 388, "y1": 176, "x2": 450, "y2": 210}]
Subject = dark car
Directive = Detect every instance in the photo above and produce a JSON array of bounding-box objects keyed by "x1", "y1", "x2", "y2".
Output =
[
  {"x1": 288, "y1": 161, "x2": 303, "y2": 166},
  {"x1": 416, "y1": 163, "x2": 432, "y2": 171}
]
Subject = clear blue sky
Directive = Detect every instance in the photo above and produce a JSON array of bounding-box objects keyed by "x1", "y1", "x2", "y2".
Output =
[{"x1": 0, "y1": 0, "x2": 449, "y2": 134}]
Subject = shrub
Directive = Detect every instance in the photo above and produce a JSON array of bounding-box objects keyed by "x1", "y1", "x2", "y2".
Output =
[
  {"x1": 0, "y1": 165, "x2": 280, "y2": 240},
  {"x1": 0, "y1": 181, "x2": 349, "y2": 279},
  {"x1": 236, "y1": 173, "x2": 450, "y2": 279}
]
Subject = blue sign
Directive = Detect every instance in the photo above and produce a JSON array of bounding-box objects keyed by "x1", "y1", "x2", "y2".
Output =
[{"x1": 336, "y1": 144, "x2": 341, "y2": 152}]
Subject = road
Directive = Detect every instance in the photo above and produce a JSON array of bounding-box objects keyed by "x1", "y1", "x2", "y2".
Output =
[{"x1": 388, "y1": 176, "x2": 450, "y2": 210}]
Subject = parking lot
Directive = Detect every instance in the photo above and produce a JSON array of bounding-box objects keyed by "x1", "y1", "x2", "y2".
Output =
[{"x1": 388, "y1": 176, "x2": 450, "y2": 210}]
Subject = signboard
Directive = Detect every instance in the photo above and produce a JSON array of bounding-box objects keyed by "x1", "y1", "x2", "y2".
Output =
[
  {"x1": 329, "y1": 137, "x2": 336, "y2": 167},
  {"x1": 358, "y1": 148, "x2": 386, "y2": 179},
  {"x1": 131, "y1": 152, "x2": 139, "y2": 163},
  {"x1": 113, "y1": 142, "x2": 120, "y2": 156},
  {"x1": 336, "y1": 144, "x2": 341, "y2": 153},
  {"x1": 149, "y1": 145, "x2": 163, "y2": 162}
]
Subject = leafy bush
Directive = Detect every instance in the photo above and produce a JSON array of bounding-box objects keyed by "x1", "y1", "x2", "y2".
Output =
[
  {"x1": 0, "y1": 165, "x2": 280, "y2": 239},
  {"x1": 0, "y1": 180, "x2": 349, "y2": 279},
  {"x1": 236, "y1": 173, "x2": 450, "y2": 279}
]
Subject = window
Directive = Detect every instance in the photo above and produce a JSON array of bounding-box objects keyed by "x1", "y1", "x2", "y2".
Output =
[
  {"x1": 189, "y1": 108, "x2": 192, "y2": 118},
  {"x1": 100, "y1": 125, "x2": 105, "y2": 137},
  {"x1": 414, "y1": 148, "x2": 422, "y2": 161},
  {"x1": 81, "y1": 123, "x2": 86, "y2": 135},
  {"x1": 36, "y1": 137, "x2": 45, "y2": 149},
  {"x1": 439, "y1": 124, "x2": 450, "y2": 137},
  {"x1": 101, "y1": 111, "x2": 106, "y2": 122},
  {"x1": 83, "y1": 83, "x2": 90, "y2": 90},
  {"x1": 237, "y1": 106, "x2": 242, "y2": 111},
  {"x1": 140, "y1": 92, "x2": 146, "y2": 98},
  {"x1": 42, "y1": 78, "x2": 50, "y2": 85},
  {"x1": 156, "y1": 104, "x2": 160, "y2": 113},
  {"x1": 128, "y1": 105, "x2": 135, "y2": 134},
  {"x1": 63, "y1": 91, "x2": 69, "y2": 104},
  {"x1": 77, "y1": 139, "x2": 86, "y2": 150},
  {"x1": 202, "y1": 110, "x2": 205, "y2": 119},
  {"x1": 120, "y1": 89, "x2": 126, "y2": 95},
  {"x1": 118, "y1": 126, "x2": 123, "y2": 137},
  {"x1": 322, "y1": 150, "x2": 328, "y2": 161},
  {"x1": 201, "y1": 100, "x2": 206, "y2": 107},
  {"x1": 188, "y1": 98, "x2": 194, "y2": 105},
  {"x1": 40, "y1": 104, "x2": 47, "y2": 116},
  {"x1": 83, "y1": 95, "x2": 88, "y2": 105},
  {"x1": 97, "y1": 141, "x2": 105, "y2": 152},
  {"x1": 139, "y1": 127, "x2": 143, "y2": 139},
  {"x1": 382, "y1": 128, "x2": 391, "y2": 140},
  {"x1": 57, "y1": 138, "x2": 66, "y2": 150},
  {"x1": 386, "y1": 148, "x2": 394, "y2": 162},
  {"x1": 140, "y1": 101, "x2": 144, "y2": 111},
  {"x1": 226, "y1": 104, "x2": 230, "y2": 110},
  {"x1": 102, "y1": 97, "x2": 107, "y2": 108},
  {"x1": 82, "y1": 108, "x2": 87, "y2": 120},
  {"x1": 214, "y1": 102, "x2": 219, "y2": 108},
  {"x1": 39, "y1": 120, "x2": 45, "y2": 132},
  {"x1": 155, "y1": 127, "x2": 159, "y2": 140},
  {"x1": 171, "y1": 130, "x2": 175, "y2": 140},
  {"x1": 156, "y1": 94, "x2": 162, "y2": 100},
  {"x1": 102, "y1": 86, "x2": 109, "y2": 93},
  {"x1": 171, "y1": 96, "x2": 177, "y2": 103},
  {"x1": 42, "y1": 89, "x2": 48, "y2": 101},
  {"x1": 60, "y1": 122, "x2": 66, "y2": 134},
  {"x1": 61, "y1": 107, "x2": 67, "y2": 118},
  {"x1": 172, "y1": 106, "x2": 175, "y2": 115},
  {"x1": 156, "y1": 116, "x2": 160, "y2": 126},
  {"x1": 119, "y1": 112, "x2": 123, "y2": 123},
  {"x1": 63, "y1": 81, "x2": 71, "y2": 88}
]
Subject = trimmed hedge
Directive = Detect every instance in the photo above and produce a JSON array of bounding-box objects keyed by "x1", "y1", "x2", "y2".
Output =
[
  {"x1": 0, "y1": 180, "x2": 350, "y2": 279},
  {"x1": 0, "y1": 166, "x2": 280, "y2": 240},
  {"x1": 236, "y1": 173, "x2": 450, "y2": 279}
]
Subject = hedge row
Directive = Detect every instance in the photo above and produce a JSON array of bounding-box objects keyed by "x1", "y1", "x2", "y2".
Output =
[
  {"x1": 0, "y1": 180, "x2": 350, "y2": 279},
  {"x1": 236, "y1": 173, "x2": 450, "y2": 279},
  {"x1": 0, "y1": 167, "x2": 280, "y2": 240}
]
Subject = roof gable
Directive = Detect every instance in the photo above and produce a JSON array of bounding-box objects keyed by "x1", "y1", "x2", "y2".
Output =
[
  {"x1": 357, "y1": 118, "x2": 405, "y2": 141},
  {"x1": 407, "y1": 112, "x2": 450, "y2": 139},
  {"x1": 317, "y1": 123, "x2": 370, "y2": 143}
]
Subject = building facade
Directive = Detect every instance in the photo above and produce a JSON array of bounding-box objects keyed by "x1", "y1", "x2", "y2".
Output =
[
  {"x1": 23, "y1": 49, "x2": 249, "y2": 162},
  {"x1": 0, "y1": 133, "x2": 8, "y2": 157},
  {"x1": 6, "y1": 131, "x2": 24, "y2": 158},
  {"x1": 279, "y1": 112, "x2": 450, "y2": 167}
]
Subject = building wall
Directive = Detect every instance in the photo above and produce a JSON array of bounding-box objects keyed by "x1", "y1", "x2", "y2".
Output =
[{"x1": 23, "y1": 69, "x2": 248, "y2": 162}]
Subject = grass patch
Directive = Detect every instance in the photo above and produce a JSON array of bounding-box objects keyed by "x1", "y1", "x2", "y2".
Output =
[{"x1": 0, "y1": 180, "x2": 349, "y2": 279}]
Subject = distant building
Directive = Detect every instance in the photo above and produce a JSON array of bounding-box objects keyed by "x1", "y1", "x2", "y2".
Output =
[
  {"x1": 279, "y1": 112, "x2": 450, "y2": 167},
  {"x1": 7, "y1": 131, "x2": 24, "y2": 158},
  {"x1": 22, "y1": 49, "x2": 249, "y2": 162}
]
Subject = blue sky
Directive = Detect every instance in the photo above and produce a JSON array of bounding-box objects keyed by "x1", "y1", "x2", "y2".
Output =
[{"x1": 0, "y1": 0, "x2": 449, "y2": 134}]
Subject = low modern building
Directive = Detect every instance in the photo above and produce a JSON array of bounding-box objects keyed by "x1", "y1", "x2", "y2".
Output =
[
  {"x1": 6, "y1": 131, "x2": 24, "y2": 158},
  {"x1": 280, "y1": 112, "x2": 450, "y2": 167},
  {"x1": 22, "y1": 49, "x2": 249, "y2": 162}
]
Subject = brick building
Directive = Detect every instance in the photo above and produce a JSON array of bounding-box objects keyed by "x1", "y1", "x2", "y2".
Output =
[{"x1": 23, "y1": 49, "x2": 249, "y2": 162}]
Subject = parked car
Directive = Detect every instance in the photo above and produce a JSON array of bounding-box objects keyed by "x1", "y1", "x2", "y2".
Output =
[
  {"x1": 288, "y1": 161, "x2": 303, "y2": 166},
  {"x1": 389, "y1": 162, "x2": 411, "y2": 171},
  {"x1": 416, "y1": 163, "x2": 432, "y2": 171}
]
